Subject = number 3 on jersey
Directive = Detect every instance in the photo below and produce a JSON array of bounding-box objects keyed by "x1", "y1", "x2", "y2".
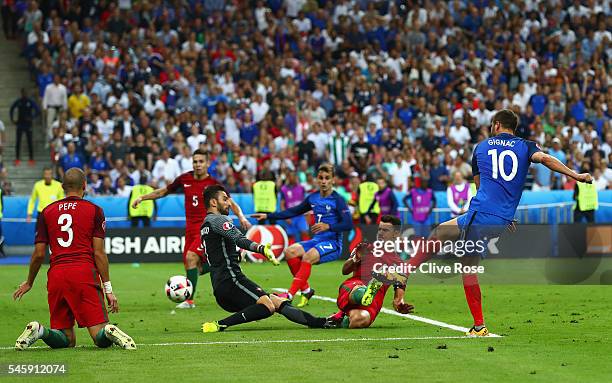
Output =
[
  {"x1": 488, "y1": 149, "x2": 518, "y2": 181},
  {"x1": 57, "y1": 213, "x2": 73, "y2": 247}
]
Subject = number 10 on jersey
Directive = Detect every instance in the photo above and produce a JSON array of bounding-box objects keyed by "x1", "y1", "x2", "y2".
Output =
[{"x1": 488, "y1": 149, "x2": 518, "y2": 181}]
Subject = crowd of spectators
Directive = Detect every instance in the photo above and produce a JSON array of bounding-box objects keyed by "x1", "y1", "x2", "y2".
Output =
[{"x1": 9, "y1": 0, "x2": 611, "y2": 197}]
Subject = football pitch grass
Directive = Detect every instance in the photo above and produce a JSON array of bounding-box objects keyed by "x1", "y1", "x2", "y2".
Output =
[{"x1": 1, "y1": 260, "x2": 611, "y2": 382}]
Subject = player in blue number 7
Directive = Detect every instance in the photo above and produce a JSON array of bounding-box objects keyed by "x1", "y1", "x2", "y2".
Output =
[
  {"x1": 251, "y1": 163, "x2": 354, "y2": 307},
  {"x1": 364, "y1": 109, "x2": 593, "y2": 337}
]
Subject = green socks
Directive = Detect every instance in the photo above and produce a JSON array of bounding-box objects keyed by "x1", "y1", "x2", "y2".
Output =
[
  {"x1": 41, "y1": 327, "x2": 70, "y2": 349},
  {"x1": 341, "y1": 316, "x2": 350, "y2": 328},
  {"x1": 349, "y1": 286, "x2": 367, "y2": 305},
  {"x1": 95, "y1": 328, "x2": 113, "y2": 348},
  {"x1": 186, "y1": 268, "x2": 198, "y2": 300},
  {"x1": 39, "y1": 326, "x2": 117, "y2": 348}
]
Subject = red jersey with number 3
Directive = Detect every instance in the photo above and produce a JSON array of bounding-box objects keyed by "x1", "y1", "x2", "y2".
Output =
[
  {"x1": 166, "y1": 172, "x2": 223, "y2": 233},
  {"x1": 35, "y1": 196, "x2": 106, "y2": 268}
]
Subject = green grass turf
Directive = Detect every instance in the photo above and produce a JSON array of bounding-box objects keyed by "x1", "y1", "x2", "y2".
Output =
[{"x1": 1, "y1": 260, "x2": 611, "y2": 382}]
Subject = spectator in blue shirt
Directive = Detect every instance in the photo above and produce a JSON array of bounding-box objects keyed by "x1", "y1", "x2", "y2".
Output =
[
  {"x1": 530, "y1": 89, "x2": 548, "y2": 116},
  {"x1": 36, "y1": 65, "x2": 53, "y2": 98},
  {"x1": 429, "y1": 154, "x2": 450, "y2": 191},
  {"x1": 366, "y1": 123, "x2": 382, "y2": 146},
  {"x1": 591, "y1": 107, "x2": 608, "y2": 137},
  {"x1": 284, "y1": 103, "x2": 297, "y2": 135},
  {"x1": 59, "y1": 142, "x2": 84, "y2": 179},
  {"x1": 89, "y1": 146, "x2": 111, "y2": 175},
  {"x1": 240, "y1": 112, "x2": 259, "y2": 146},
  {"x1": 309, "y1": 27, "x2": 325, "y2": 59},
  {"x1": 570, "y1": 96, "x2": 586, "y2": 122},
  {"x1": 549, "y1": 138, "x2": 567, "y2": 189},
  {"x1": 531, "y1": 162, "x2": 553, "y2": 191}
]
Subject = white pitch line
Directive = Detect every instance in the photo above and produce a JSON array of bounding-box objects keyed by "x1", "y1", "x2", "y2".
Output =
[
  {"x1": 139, "y1": 336, "x2": 492, "y2": 346},
  {"x1": 272, "y1": 288, "x2": 502, "y2": 338},
  {"x1": 0, "y1": 335, "x2": 499, "y2": 350},
  {"x1": 0, "y1": 291, "x2": 503, "y2": 351}
]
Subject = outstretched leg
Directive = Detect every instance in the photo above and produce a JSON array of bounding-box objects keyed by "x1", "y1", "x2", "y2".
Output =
[
  {"x1": 270, "y1": 295, "x2": 327, "y2": 328},
  {"x1": 407, "y1": 217, "x2": 462, "y2": 273}
]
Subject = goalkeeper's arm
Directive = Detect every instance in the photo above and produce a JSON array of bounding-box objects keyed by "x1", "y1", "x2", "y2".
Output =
[{"x1": 210, "y1": 216, "x2": 280, "y2": 266}]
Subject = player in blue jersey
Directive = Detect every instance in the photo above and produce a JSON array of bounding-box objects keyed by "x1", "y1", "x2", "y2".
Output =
[
  {"x1": 364, "y1": 109, "x2": 592, "y2": 336},
  {"x1": 252, "y1": 164, "x2": 354, "y2": 307}
]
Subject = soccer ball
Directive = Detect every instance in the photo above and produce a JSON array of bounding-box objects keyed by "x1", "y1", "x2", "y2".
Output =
[{"x1": 165, "y1": 276, "x2": 193, "y2": 303}]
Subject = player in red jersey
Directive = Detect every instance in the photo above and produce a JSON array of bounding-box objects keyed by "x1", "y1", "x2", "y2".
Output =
[
  {"x1": 327, "y1": 215, "x2": 413, "y2": 328},
  {"x1": 13, "y1": 168, "x2": 135, "y2": 350},
  {"x1": 132, "y1": 149, "x2": 251, "y2": 308}
]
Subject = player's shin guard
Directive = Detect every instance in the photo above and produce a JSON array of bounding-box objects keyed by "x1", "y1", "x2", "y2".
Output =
[
  {"x1": 278, "y1": 301, "x2": 326, "y2": 328},
  {"x1": 288, "y1": 261, "x2": 312, "y2": 297},
  {"x1": 95, "y1": 328, "x2": 113, "y2": 348},
  {"x1": 41, "y1": 328, "x2": 70, "y2": 349},
  {"x1": 186, "y1": 268, "x2": 198, "y2": 300},
  {"x1": 462, "y1": 274, "x2": 484, "y2": 326},
  {"x1": 218, "y1": 303, "x2": 273, "y2": 328}
]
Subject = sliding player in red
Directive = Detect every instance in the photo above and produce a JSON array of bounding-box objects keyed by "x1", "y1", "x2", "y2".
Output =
[
  {"x1": 252, "y1": 164, "x2": 353, "y2": 307},
  {"x1": 327, "y1": 215, "x2": 413, "y2": 328},
  {"x1": 13, "y1": 168, "x2": 135, "y2": 350},
  {"x1": 366, "y1": 109, "x2": 593, "y2": 336},
  {"x1": 132, "y1": 149, "x2": 251, "y2": 308}
]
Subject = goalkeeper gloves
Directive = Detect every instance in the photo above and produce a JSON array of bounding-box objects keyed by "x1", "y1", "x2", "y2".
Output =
[{"x1": 258, "y1": 243, "x2": 280, "y2": 266}]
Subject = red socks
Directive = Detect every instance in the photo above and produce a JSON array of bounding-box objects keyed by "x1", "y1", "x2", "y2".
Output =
[
  {"x1": 288, "y1": 261, "x2": 312, "y2": 297},
  {"x1": 287, "y1": 257, "x2": 301, "y2": 276},
  {"x1": 462, "y1": 273, "x2": 484, "y2": 326},
  {"x1": 409, "y1": 236, "x2": 484, "y2": 326},
  {"x1": 287, "y1": 257, "x2": 309, "y2": 292}
]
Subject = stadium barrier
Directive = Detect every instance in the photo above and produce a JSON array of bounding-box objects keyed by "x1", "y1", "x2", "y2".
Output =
[{"x1": 1, "y1": 191, "x2": 611, "y2": 247}]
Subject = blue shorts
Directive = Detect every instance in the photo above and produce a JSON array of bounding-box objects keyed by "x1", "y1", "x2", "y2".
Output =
[
  {"x1": 284, "y1": 215, "x2": 309, "y2": 237},
  {"x1": 457, "y1": 210, "x2": 511, "y2": 256},
  {"x1": 457, "y1": 210, "x2": 511, "y2": 240},
  {"x1": 299, "y1": 239, "x2": 342, "y2": 264}
]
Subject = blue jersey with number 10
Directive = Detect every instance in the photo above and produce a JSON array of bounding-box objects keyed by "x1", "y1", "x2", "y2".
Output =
[{"x1": 469, "y1": 133, "x2": 541, "y2": 220}]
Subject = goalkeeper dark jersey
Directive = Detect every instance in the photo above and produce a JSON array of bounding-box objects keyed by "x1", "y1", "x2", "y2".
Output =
[{"x1": 201, "y1": 213, "x2": 260, "y2": 289}]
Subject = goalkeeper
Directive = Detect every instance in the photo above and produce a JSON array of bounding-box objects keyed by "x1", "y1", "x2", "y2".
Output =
[
  {"x1": 327, "y1": 215, "x2": 414, "y2": 329},
  {"x1": 199, "y1": 185, "x2": 329, "y2": 332}
]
